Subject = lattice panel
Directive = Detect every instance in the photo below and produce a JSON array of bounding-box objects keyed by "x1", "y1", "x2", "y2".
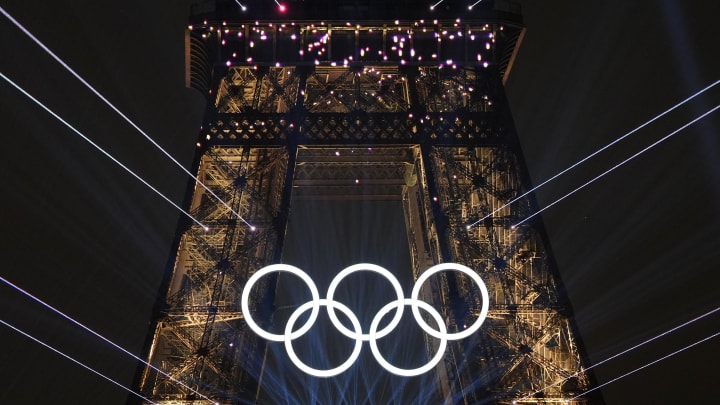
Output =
[
  {"x1": 425, "y1": 146, "x2": 591, "y2": 403},
  {"x1": 138, "y1": 147, "x2": 290, "y2": 404}
]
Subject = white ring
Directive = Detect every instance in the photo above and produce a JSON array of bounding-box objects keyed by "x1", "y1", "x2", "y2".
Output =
[
  {"x1": 284, "y1": 299, "x2": 363, "y2": 378},
  {"x1": 410, "y1": 263, "x2": 489, "y2": 340},
  {"x1": 241, "y1": 262, "x2": 489, "y2": 376},
  {"x1": 326, "y1": 263, "x2": 405, "y2": 341},
  {"x1": 368, "y1": 299, "x2": 448, "y2": 377},
  {"x1": 241, "y1": 264, "x2": 321, "y2": 342}
]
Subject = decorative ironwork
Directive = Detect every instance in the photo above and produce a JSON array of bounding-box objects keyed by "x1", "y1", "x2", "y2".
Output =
[{"x1": 134, "y1": 1, "x2": 601, "y2": 404}]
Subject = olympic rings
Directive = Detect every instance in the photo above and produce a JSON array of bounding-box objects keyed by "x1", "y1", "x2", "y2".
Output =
[
  {"x1": 326, "y1": 263, "x2": 405, "y2": 341},
  {"x1": 285, "y1": 299, "x2": 363, "y2": 377},
  {"x1": 241, "y1": 262, "x2": 489, "y2": 377},
  {"x1": 241, "y1": 264, "x2": 320, "y2": 342}
]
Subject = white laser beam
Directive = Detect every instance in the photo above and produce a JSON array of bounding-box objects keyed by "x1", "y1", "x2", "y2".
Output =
[
  {"x1": 0, "y1": 276, "x2": 217, "y2": 404},
  {"x1": 0, "y1": 72, "x2": 208, "y2": 230},
  {"x1": 467, "y1": 78, "x2": 720, "y2": 229},
  {"x1": 0, "y1": 6, "x2": 255, "y2": 230},
  {"x1": 522, "y1": 305, "x2": 720, "y2": 400},
  {"x1": 571, "y1": 330, "x2": 720, "y2": 400},
  {"x1": 0, "y1": 318, "x2": 160, "y2": 404},
  {"x1": 468, "y1": 0, "x2": 483, "y2": 10},
  {"x1": 234, "y1": 0, "x2": 247, "y2": 11},
  {"x1": 273, "y1": 0, "x2": 286, "y2": 12},
  {"x1": 513, "y1": 103, "x2": 720, "y2": 228}
]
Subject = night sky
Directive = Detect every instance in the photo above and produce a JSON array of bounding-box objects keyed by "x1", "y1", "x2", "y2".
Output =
[{"x1": 1, "y1": 1, "x2": 719, "y2": 404}]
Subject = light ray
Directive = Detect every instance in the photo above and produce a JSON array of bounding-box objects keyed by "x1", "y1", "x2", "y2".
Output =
[
  {"x1": 273, "y1": 0, "x2": 286, "y2": 12},
  {"x1": 512, "y1": 103, "x2": 720, "y2": 228},
  {"x1": 0, "y1": 276, "x2": 218, "y2": 404},
  {"x1": 0, "y1": 6, "x2": 255, "y2": 230},
  {"x1": 234, "y1": 0, "x2": 247, "y2": 11},
  {"x1": 571, "y1": 330, "x2": 720, "y2": 400},
  {"x1": 521, "y1": 305, "x2": 720, "y2": 400},
  {"x1": 0, "y1": 318, "x2": 160, "y2": 405},
  {"x1": 468, "y1": 0, "x2": 483, "y2": 10},
  {"x1": 0, "y1": 72, "x2": 208, "y2": 231},
  {"x1": 467, "y1": 78, "x2": 720, "y2": 229},
  {"x1": 430, "y1": 0, "x2": 445, "y2": 11}
]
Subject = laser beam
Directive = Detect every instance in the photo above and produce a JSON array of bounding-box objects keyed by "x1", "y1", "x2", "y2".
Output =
[
  {"x1": 571, "y1": 330, "x2": 720, "y2": 400},
  {"x1": 512, "y1": 103, "x2": 720, "y2": 228},
  {"x1": 0, "y1": 6, "x2": 255, "y2": 230},
  {"x1": 0, "y1": 72, "x2": 208, "y2": 231},
  {"x1": 273, "y1": 0, "x2": 286, "y2": 12},
  {"x1": 521, "y1": 305, "x2": 720, "y2": 400},
  {"x1": 430, "y1": 0, "x2": 445, "y2": 11},
  {"x1": 466, "y1": 78, "x2": 720, "y2": 229},
  {"x1": 234, "y1": 0, "x2": 247, "y2": 11},
  {"x1": 0, "y1": 276, "x2": 218, "y2": 404},
  {"x1": 468, "y1": 0, "x2": 483, "y2": 10},
  {"x1": 0, "y1": 318, "x2": 159, "y2": 404}
]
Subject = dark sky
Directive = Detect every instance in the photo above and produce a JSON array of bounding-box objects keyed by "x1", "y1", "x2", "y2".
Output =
[{"x1": 1, "y1": 1, "x2": 719, "y2": 404}]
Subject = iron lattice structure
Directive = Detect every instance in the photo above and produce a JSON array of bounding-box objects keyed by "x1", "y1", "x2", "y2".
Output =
[{"x1": 133, "y1": 1, "x2": 602, "y2": 404}]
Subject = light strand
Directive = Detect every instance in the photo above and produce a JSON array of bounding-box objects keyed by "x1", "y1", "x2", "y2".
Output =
[
  {"x1": 467, "y1": 78, "x2": 720, "y2": 229},
  {"x1": 0, "y1": 318, "x2": 159, "y2": 405},
  {"x1": 513, "y1": 103, "x2": 720, "y2": 228},
  {"x1": 0, "y1": 6, "x2": 254, "y2": 230},
  {"x1": 571, "y1": 330, "x2": 720, "y2": 400},
  {"x1": 0, "y1": 276, "x2": 218, "y2": 404},
  {"x1": 521, "y1": 305, "x2": 720, "y2": 400},
  {"x1": 0, "y1": 72, "x2": 208, "y2": 231}
]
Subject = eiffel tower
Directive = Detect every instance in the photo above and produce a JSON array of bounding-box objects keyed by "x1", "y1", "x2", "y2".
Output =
[{"x1": 131, "y1": 1, "x2": 602, "y2": 403}]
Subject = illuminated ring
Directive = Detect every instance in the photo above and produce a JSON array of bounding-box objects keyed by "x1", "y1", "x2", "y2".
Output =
[
  {"x1": 326, "y1": 263, "x2": 405, "y2": 341},
  {"x1": 410, "y1": 263, "x2": 489, "y2": 340},
  {"x1": 368, "y1": 299, "x2": 448, "y2": 377},
  {"x1": 285, "y1": 299, "x2": 363, "y2": 378},
  {"x1": 241, "y1": 264, "x2": 320, "y2": 342}
]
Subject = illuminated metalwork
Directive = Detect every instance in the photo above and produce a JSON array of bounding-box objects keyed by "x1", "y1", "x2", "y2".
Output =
[{"x1": 134, "y1": 1, "x2": 601, "y2": 404}]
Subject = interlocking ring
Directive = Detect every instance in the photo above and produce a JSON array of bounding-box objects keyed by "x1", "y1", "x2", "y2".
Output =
[{"x1": 241, "y1": 262, "x2": 489, "y2": 377}]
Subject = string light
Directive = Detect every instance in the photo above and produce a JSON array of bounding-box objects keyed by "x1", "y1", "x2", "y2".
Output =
[
  {"x1": 0, "y1": 6, "x2": 255, "y2": 231},
  {"x1": 430, "y1": 0, "x2": 445, "y2": 10},
  {"x1": 0, "y1": 72, "x2": 209, "y2": 231},
  {"x1": 467, "y1": 78, "x2": 720, "y2": 230},
  {"x1": 0, "y1": 319, "x2": 160, "y2": 405},
  {"x1": 512, "y1": 103, "x2": 720, "y2": 228},
  {"x1": 0, "y1": 276, "x2": 218, "y2": 404}
]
